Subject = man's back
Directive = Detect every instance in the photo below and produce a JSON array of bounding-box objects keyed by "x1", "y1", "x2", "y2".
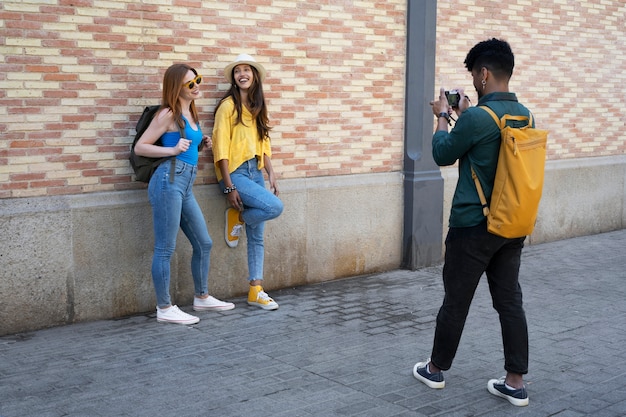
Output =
[{"x1": 432, "y1": 91, "x2": 532, "y2": 228}]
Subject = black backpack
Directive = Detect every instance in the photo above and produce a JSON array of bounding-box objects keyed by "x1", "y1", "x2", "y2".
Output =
[{"x1": 129, "y1": 105, "x2": 175, "y2": 183}]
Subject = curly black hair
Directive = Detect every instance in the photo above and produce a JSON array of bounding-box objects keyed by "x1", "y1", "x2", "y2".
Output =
[{"x1": 464, "y1": 38, "x2": 514, "y2": 79}]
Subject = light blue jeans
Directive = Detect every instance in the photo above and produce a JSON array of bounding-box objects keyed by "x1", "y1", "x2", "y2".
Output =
[
  {"x1": 148, "y1": 159, "x2": 212, "y2": 308},
  {"x1": 220, "y1": 158, "x2": 283, "y2": 281}
]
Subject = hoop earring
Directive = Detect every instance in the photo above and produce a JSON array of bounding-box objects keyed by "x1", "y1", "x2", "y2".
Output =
[{"x1": 482, "y1": 79, "x2": 486, "y2": 90}]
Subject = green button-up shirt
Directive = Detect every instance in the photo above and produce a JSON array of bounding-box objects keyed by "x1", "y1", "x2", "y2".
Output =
[{"x1": 432, "y1": 92, "x2": 533, "y2": 228}]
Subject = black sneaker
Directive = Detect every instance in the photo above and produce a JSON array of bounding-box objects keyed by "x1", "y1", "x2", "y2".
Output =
[
  {"x1": 487, "y1": 377, "x2": 529, "y2": 406},
  {"x1": 412, "y1": 360, "x2": 445, "y2": 389}
]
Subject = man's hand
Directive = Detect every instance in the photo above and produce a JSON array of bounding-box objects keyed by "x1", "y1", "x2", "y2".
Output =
[
  {"x1": 430, "y1": 87, "x2": 451, "y2": 116},
  {"x1": 454, "y1": 88, "x2": 471, "y2": 116}
]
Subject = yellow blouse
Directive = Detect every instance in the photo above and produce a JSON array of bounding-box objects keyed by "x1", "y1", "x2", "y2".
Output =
[{"x1": 212, "y1": 96, "x2": 272, "y2": 182}]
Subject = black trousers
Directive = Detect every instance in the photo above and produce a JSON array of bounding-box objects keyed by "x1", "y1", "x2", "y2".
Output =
[{"x1": 430, "y1": 222, "x2": 529, "y2": 375}]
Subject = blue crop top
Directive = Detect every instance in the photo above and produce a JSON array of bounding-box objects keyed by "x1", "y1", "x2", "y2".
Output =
[{"x1": 160, "y1": 116, "x2": 203, "y2": 165}]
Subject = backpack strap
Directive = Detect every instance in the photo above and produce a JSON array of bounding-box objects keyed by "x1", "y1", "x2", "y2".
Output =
[
  {"x1": 166, "y1": 121, "x2": 186, "y2": 183},
  {"x1": 478, "y1": 105, "x2": 502, "y2": 129},
  {"x1": 471, "y1": 167, "x2": 490, "y2": 217},
  {"x1": 479, "y1": 105, "x2": 533, "y2": 128},
  {"x1": 471, "y1": 106, "x2": 502, "y2": 217}
]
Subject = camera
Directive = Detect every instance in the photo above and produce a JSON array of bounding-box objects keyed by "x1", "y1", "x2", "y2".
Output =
[{"x1": 445, "y1": 90, "x2": 461, "y2": 108}]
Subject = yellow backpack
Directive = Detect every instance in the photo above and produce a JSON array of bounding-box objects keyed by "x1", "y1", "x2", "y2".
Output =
[{"x1": 471, "y1": 106, "x2": 548, "y2": 238}]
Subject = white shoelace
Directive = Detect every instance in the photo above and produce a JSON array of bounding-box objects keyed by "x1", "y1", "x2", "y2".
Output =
[
  {"x1": 230, "y1": 224, "x2": 243, "y2": 237},
  {"x1": 258, "y1": 291, "x2": 273, "y2": 302},
  {"x1": 162, "y1": 305, "x2": 192, "y2": 318}
]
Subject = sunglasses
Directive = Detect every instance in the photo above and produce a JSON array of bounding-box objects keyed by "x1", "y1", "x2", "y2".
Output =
[{"x1": 184, "y1": 75, "x2": 202, "y2": 90}]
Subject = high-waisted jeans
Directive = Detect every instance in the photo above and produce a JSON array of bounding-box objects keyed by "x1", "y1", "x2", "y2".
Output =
[
  {"x1": 430, "y1": 221, "x2": 529, "y2": 375},
  {"x1": 220, "y1": 158, "x2": 283, "y2": 281},
  {"x1": 148, "y1": 159, "x2": 212, "y2": 308}
]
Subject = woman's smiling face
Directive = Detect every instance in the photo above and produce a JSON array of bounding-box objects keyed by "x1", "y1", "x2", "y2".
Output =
[
  {"x1": 181, "y1": 70, "x2": 201, "y2": 100},
  {"x1": 233, "y1": 64, "x2": 254, "y2": 90}
]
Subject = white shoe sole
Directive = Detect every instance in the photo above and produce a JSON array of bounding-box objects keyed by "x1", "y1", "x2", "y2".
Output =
[
  {"x1": 413, "y1": 362, "x2": 445, "y2": 389},
  {"x1": 156, "y1": 317, "x2": 199, "y2": 325},
  {"x1": 193, "y1": 303, "x2": 235, "y2": 311},
  {"x1": 247, "y1": 301, "x2": 279, "y2": 310},
  {"x1": 487, "y1": 380, "x2": 529, "y2": 406}
]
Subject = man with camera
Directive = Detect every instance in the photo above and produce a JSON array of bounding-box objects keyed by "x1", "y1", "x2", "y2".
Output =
[{"x1": 412, "y1": 38, "x2": 533, "y2": 407}]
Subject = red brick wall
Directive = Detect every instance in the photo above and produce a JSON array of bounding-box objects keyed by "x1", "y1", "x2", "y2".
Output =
[
  {"x1": 435, "y1": 0, "x2": 626, "y2": 160},
  {"x1": 1, "y1": 0, "x2": 624, "y2": 198}
]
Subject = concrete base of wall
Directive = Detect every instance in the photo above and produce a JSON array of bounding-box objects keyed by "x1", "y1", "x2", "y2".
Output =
[
  {"x1": 0, "y1": 172, "x2": 403, "y2": 335},
  {"x1": 1, "y1": 155, "x2": 624, "y2": 335}
]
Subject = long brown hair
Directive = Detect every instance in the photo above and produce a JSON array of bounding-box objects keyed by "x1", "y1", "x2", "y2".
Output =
[
  {"x1": 215, "y1": 65, "x2": 271, "y2": 141},
  {"x1": 162, "y1": 64, "x2": 199, "y2": 129}
]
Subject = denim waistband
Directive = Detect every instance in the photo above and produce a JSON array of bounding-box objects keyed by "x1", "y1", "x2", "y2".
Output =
[
  {"x1": 237, "y1": 157, "x2": 259, "y2": 172},
  {"x1": 163, "y1": 158, "x2": 197, "y2": 173}
]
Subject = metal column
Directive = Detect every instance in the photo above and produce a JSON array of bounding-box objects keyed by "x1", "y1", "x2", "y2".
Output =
[{"x1": 401, "y1": 0, "x2": 444, "y2": 269}]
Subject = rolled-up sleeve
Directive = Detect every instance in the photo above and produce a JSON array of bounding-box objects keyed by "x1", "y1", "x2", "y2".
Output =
[
  {"x1": 212, "y1": 101, "x2": 234, "y2": 164},
  {"x1": 432, "y1": 111, "x2": 477, "y2": 166}
]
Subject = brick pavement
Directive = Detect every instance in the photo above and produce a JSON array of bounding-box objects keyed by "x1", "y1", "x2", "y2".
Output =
[{"x1": 1, "y1": 230, "x2": 626, "y2": 417}]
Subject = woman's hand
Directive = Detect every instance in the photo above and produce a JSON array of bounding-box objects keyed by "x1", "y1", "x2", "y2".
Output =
[
  {"x1": 217, "y1": 159, "x2": 242, "y2": 210},
  {"x1": 268, "y1": 173, "x2": 279, "y2": 196},
  {"x1": 263, "y1": 154, "x2": 279, "y2": 196},
  {"x1": 201, "y1": 135, "x2": 212, "y2": 151},
  {"x1": 227, "y1": 189, "x2": 243, "y2": 211},
  {"x1": 174, "y1": 138, "x2": 191, "y2": 155}
]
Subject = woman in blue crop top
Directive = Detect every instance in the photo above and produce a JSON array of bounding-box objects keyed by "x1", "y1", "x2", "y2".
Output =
[{"x1": 134, "y1": 63, "x2": 235, "y2": 325}]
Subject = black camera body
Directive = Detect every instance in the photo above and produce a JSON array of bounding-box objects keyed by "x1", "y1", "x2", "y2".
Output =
[{"x1": 445, "y1": 90, "x2": 461, "y2": 107}]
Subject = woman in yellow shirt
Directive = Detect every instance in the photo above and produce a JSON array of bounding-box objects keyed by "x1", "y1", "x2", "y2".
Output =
[{"x1": 212, "y1": 54, "x2": 284, "y2": 310}]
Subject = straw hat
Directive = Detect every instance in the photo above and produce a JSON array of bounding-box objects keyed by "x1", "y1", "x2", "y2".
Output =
[{"x1": 223, "y1": 53, "x2": 266, "y2": 84}]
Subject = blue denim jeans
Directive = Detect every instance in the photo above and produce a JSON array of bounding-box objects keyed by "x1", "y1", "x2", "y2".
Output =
[
  {"x1": 148, "y1": 159, "x2": 212, "y2": 308},
  {"x1": 430, "y1": 221, "x2": 529, "y2": 375},
  {"x1": 220, "y1": 158, "x2": 283, "y2": 281}
]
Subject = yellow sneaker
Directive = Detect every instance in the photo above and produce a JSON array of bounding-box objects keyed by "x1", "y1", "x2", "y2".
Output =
[
  {"x1": 248, "y1": 285, "x2": 279, "y2": 310},
  {"x1": 225, "y1": 208, "x2": 244, "y2": 248}
]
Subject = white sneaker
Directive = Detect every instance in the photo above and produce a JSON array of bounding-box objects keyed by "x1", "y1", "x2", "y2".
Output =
[
  {"x1": 193, "y1": 295, "x2": 235, "y2": 311},
  {"x1": 487, "y1": 377, "x2": 529, "y2": 406},
  {"x1": 413, "y1": 360, "x2": 445, "y2": 389},
  {"x1": 156, "y1": 305, "x2": 199, "y2": 325}
]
